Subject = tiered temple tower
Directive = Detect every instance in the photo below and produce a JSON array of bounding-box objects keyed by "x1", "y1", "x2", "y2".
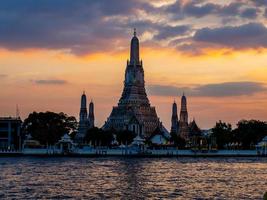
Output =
[
  {"x1": 103, "y1": 29, "x2": 164, "y2": 138},
  {"x1": 76, "y1": 92, "x2": 89, "y2": 142},
  {"x1": 171, "y1": 101, "x2": 179, "y2": 134},
  {"x1": 88, "y1": 100, "x2": 95, "y2": 129},
  {"x1": 178, "y1": 93, "x2": 189, "y2": 140}
]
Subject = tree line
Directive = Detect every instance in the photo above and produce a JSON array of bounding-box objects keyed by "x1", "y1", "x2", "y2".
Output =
[
  {"x1": 211, "y1": 120, "x2": 267, "y2": 149},
  {"x1": 22, "y1": 111, "x2": 135, "y2": 146},
  {"x1": 22, "y1": 111, "x2": 267, "y2": 149}
]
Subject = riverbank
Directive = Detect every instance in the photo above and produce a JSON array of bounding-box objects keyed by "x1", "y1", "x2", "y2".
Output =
[{"x1": 0, "y1": 149, "x2": 265, "y2": 157}]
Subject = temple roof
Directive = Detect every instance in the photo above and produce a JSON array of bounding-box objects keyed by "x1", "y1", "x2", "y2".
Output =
[{"x1": 189, "y1": 120, "x2": 202, "y2": 136}]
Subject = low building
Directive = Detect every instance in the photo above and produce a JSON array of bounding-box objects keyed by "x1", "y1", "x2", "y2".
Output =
[
  {"x1": 56, "y1": 134, "x2": 75, "y2": 154},
  {"x1": 23, "y1": 134, "x2": 43, "y2": 149},
  {"x1": 256, "y1": 136, "x2": 267, "y2": 156},
  {"x1": 0, "y1": 117, "x2": 22, "y2": 150},
  {"x1": 148, "y1": 125, "x2": 170, "y2": 146}
]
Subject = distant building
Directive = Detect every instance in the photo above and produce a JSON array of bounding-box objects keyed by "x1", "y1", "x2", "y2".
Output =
[
  {"x1": 0, "y1": 117, "x2": 22, "y2": 150},
  {"x1": 75, "y1": 92, "x2": 95, "y2": 142},
  {"x1": 149, "y1": 126, "x2": 170, "y2": 145},
  {"x1": 188, "y1": 119, "x2": 202, "y2": 137},
  {"x1": 103, "y1": 29, "x2": 168, "y2": 138},
  {"x1": 88, "y1": 100, "x2": 95, "y2": 129},
  {"x1": 170, "y1": 94, "x2": 203, "y2": 143},
  {"x1": 178, "y1": 94, "x2": 190, "y2": 141},
  {"x1": 170, "y1": 100, "x2": 179, "y2": 134}
]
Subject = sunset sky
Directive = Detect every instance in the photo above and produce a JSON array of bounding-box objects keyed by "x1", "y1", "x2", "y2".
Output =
[{"x1": 0, "y1": 0, "x2": 267, "y2": 129}]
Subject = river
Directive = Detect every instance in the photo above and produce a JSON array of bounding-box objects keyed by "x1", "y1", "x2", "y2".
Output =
[{"x1": 0, "y1": 157, "x2": 266, "y2": 199}]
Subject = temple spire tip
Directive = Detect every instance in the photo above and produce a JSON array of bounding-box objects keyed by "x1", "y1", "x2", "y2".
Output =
[{"x1": 133, "y1": 28, "x2": 136, "y2": 37}]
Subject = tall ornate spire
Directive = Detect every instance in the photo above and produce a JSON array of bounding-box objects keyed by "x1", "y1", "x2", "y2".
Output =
[
  {"x1": 79, "y1": 92, "x2": 87, "y2": 122},
  {"x1": 172, "y1": 100, "x2": 178, "y2": 116},
  {"x1": 180, "y1": 93, "x2": 188, "y2": 123},
  {"x1": 171, "y1": 100, "x2": 179, "y2": 134},
  {"x1": 103, "y1": 29, "x2": 163, "y2": 138},
  {"x1": 178, "y1": 93, "x2": 189, "y2": 140},
  {"x1": 120, "y1": 28, "x2": 147, "y2": 105},
  {"x1": 130, "y1": 28, "x2": 140, "y2": 65},
  {"x1": 88, "y1": 100, "x2": 95, "y2": 128},
  {"x1": 76, "y1": 92, "x2": 89, "y2": 143}
]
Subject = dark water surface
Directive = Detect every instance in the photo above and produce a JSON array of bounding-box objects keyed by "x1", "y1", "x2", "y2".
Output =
[{"x1": 0, "y1": 157, "x2": 266, "y2": 199}]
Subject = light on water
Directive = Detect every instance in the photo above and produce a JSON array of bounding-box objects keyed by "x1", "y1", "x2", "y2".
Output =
[{"x1": 0, "y1": 157, "x2": 267, "y2": 199}]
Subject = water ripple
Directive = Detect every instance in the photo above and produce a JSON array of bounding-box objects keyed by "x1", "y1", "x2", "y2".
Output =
[{"x1": 0, "y1": 157, "x2": 266, "y2": 199}]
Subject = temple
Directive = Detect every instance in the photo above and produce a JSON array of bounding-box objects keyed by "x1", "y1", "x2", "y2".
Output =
[
  {"x1": 171, "y1": 100, "x2": 179, "y2": 134},
  {"x1": 103, "y1": 29, "x2": 167, "y2": 138},
  {"x1": 178, "y1": 93, "x2": 190, "y2": 140},
  {"x1": 171, "y1": 94, "x2": 202, "y2": 143},
  {"x1": 75, "y1": 92, "x2": 95, "y2": 142}
]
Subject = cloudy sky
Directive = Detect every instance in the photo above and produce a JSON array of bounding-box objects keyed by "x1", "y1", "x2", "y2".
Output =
[{"x1": 0, "y1": 0, "x2": 267, "y2": 129}]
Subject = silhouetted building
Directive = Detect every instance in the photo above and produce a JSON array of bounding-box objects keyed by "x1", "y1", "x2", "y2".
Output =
[
  {"x1": 171, "y1": 100, "x2": 179, "y2": 134},
  {"x1": 178, "y1": 94, "x2": 190, "y2": 141},
  {"x1": 76, "y1": 92, "x2": 89, "y2": 142},
  {"x1": 0, "y1": 117, "x2": 22, "y2": 150},
  {"x1": 103, "y1": 29, "x2": 168, "y2": 138},
  {"x1": 171, "y1": 94, "x2": 203, "y2": 143},
  {"x1": 88, "y1": 100, "x2": 95, "y2": 129},
  {"x1": 189, "y1": 119, "x2": 202, "y2": 137},
  {"x1": 76, "y1": 92, "x2": 95, "y2": 142}
]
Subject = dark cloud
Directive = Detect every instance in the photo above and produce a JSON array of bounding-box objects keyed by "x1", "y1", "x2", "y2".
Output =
[
  {"x1": 0, "y1": 0, "x2": 265, "y2": 55},
  {"x1": 240, "y1": 8, "x2": 258, "y2": 19},
  {"x1": 147, "y1": 85, "x2": 189, "y2": 97},
  {"x1": 250, "y1": 0, "x2": 267, "y2": 6},
  {"x1": 0, "y1": 0, "x2": 150, "y2": 54},
  {"x1": 264, "y1": 8, "x2": 267, "y2": 18},
  {"x1": 219, "y1": 2, "x2": 243, "y2": 16},
  {"x1": 154, "y1": 25, "x2": 191, "y2": 40},
  {"x1": 147, "y1": 82, "x2": 266, "y2": 97},
  {"x1": 193, "y1": 23, "x2": 267, "y2": 49},
  {"x1": 165, "y1": 1, "x2": 244, "y2": 18},
  {"x1": 195, "y1": 82, "x2": 266, "y2": 97},
  {"x1": 183, "y1": 2, "x2": 219, "y2": 17},
  {"x1": 34, "y1": 79, "x2": 67, "y2": 85},
  {"x1": 164, "y1": 0, "x2": 182, "y2": 14}
]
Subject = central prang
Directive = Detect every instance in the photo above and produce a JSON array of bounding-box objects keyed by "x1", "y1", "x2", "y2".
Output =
[{"x1": 103, "y1": 30, "x2": 168, "y2": 138}]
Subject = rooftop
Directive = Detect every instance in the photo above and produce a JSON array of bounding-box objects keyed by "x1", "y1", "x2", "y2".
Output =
[{"x1": 0, "y1": 117, "x2": 22, "y2": 121}]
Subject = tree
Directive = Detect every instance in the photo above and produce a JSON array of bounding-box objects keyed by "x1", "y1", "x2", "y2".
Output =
[
  {"x1": 84, "y1": 128, "x2": 114, "y2": 147},
  {"x1": 233, "y1": 120, "x2": 267, "y2": 149},
  {"x1": 116, "y1": 130, "x2": 136, "y2": 145},
  {"x1": 22, "y1": 111, "x2": 77, "y2": 145},
  {"x1": 211, "y1": 121, "x2": 233, "y2": 149},
  {"x1": 170, "y1": 132, "x2": 186, "y2": 149}
]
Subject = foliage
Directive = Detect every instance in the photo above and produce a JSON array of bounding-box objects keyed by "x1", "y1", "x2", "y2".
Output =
[
  {"x1": 170, "y1": 132, "x2": 186, "y2": 149},
  {"x1": 211, "y1": 120, "x2": 232, "y2": 149},
  {"x1": 210, "y1": 119, "x2": 267, "y2": 149},
  {"x1": 84, "y1": 127, "x2": 114, "y2": 146},
  {"x1": 22, "y1": 111, "x2": 77, "y2": 145},
  {"x1": 233, "y1": 120, "x2": 267, "y2": 149},
  {"x1": 115, "y1": 130, "x2": 136, "y2": 145}
]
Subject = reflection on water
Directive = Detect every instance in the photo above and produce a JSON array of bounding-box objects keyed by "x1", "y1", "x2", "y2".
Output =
[{"x1": 0, "y1": 157, "x2": 266, "y2": 199}]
